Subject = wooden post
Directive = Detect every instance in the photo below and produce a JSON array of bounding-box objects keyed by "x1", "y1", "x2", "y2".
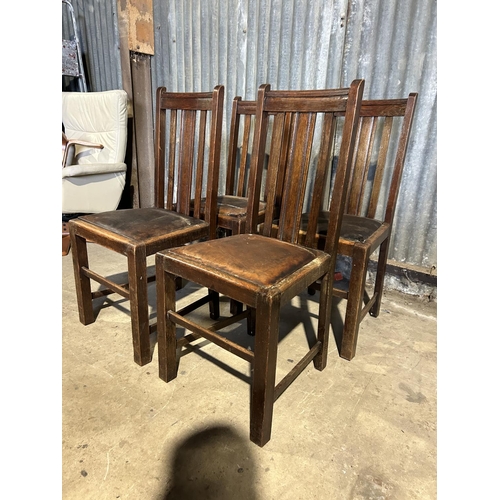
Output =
[{"x1": 116, "y1": 0, "x2": 155, "y2": 208}]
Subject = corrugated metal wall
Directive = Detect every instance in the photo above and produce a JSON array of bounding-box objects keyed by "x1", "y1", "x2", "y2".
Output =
[{"x1": 62, "y1": 0, "x2": 437, "y2": 274}]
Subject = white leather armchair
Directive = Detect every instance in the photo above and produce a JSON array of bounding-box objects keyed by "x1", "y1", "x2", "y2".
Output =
[{"x1": 62, "y1": 89, "x2": 128, "y2": 214}]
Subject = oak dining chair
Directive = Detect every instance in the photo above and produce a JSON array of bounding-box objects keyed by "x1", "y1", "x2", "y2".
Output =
[
  {"x1": 69, "y1": 85, "x2": 224, "y2": 366},
  {"x1": 303, "y1": 93, "x2": 418, "y2": 360},
  {"x1": 155, "y1": 80, "x2": 364, "y2": 446}
]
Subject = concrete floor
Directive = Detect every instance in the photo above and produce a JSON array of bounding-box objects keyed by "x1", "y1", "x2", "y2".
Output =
[{"x1": 62, "y1": 243, "x2": 437, "y2": 500}]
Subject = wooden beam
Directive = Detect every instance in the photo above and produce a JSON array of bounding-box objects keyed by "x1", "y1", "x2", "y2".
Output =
[
  {"x1": 116, "y1": 0, "x2": 140, "y2": 208},
  {"x1": 128, "y1": 0, "x2": 155, "y2": 55},
  {"x1": 130, "y1": 52, "x2": 155, "y2": 207}
]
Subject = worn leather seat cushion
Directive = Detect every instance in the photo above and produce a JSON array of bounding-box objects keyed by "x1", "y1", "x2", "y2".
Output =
[
  {"x1": 79, "y1": 208, "x2": 209, "y2": 244},
  {"x1": 163, "y1": 233, "x2": 326, "y2": 288}
]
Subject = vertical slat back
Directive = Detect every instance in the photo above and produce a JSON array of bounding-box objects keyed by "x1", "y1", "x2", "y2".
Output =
[
  {"x1": 278, "y1": 112, "x2": 317, "y2": 243},
  {"x1": 237, "y1": 113, "x2": 254, "y2": 196},
  {"x1": 338, "y1": 93, "x2": 418, "y2": 224},
  {"x1": 154, "y1": 85, "x2": 225, "y2": 240},
  {"x1": 192, "y1": 110, "x2": 207, "y2": 218},
  {"x1": 383, "y1": 94, "x2": 418, "y2": 224},
  {"x1": 346, "y1": 116, "x2": 377, "y2": 215},
  {"x1": 366, "y1": 117, "x2": 392, "y2": 218},
  {"x1": 248, "y1": 81, "x2": 365, "y2": 260},
  {"x1": 303, "y1": 112, "x2": 336, "y2": 248},
  {"x1": 176, "y1": 110, "x2": 196, "y2": 215},
  {"x1": 225, "y1": 98, "x2": 257, "y2": 197}
]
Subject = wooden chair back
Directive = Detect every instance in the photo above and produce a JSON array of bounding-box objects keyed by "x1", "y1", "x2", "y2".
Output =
[
  {"x1": 225, "y1": 97, "x2": 257, "y2": 198},
  {"x1": 343, "y1": 94, "x2": 418, "y2": 224},
  {"x1": 154, "y1": 86, "x2": 225, "y2": 239},
  {"x1": 246, "y1": 81, "x2": 365, "y2": 258}
]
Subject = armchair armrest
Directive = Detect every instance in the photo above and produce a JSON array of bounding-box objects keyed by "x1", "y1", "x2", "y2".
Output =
[{"x1": 62, "y1": 132, "x2": 104, "y2": 167}]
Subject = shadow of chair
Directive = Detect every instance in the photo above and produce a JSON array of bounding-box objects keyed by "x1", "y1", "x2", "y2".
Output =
[
  {"x1": 62, "y1": 89, "x2": 129, "y2": 255},
  {"x1": 304, "y1": 93, "x2": 418, "y2": 360},
  {"x1": 69, "y1": 85, "x2": 224, "y2": 366},
  {"x1": 155, "y1": 80, "x2": 364, "y2": 446},
  {"x1": 163, "y1": 425, "x2": 258, "y2": 500}
]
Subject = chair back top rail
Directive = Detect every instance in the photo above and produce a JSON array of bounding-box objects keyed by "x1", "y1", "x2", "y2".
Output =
[
  {"x1": 154, "y1": 85, "x2": 224, "y2": 240},
  {"x1": 246, "y1": 80, "x2": 364, "y2": 258}
]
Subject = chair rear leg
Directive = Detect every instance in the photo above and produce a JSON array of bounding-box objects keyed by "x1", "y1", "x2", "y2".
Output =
[
  {"x1": 340, "y1": 245, "x2": 369, "y2": 361},
  {"x1": 69, "y1": 226, "x2": 95, "y2": 326},
  {"x1": 128, "y1": 246, "x2": 152, "y2": 366},
  {"x1": 246, "y1": 306, "x2": 256, "y2": 336},
  {"x1": 370, "y1": 238, "x2": 390, "y2": 318},
  {"x1": 313, "y1": 272, "x2": 332, "y2": 371},
  {"x1": 250, "y1": 296, "x2": 279, "y2": 447}
]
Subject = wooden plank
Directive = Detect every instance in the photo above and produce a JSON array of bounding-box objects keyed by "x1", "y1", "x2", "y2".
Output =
[
  {"x1": 116, "y1": 0, "x2": 139, "y2": 208},
  {"x1": 128, "y1": 0, "x2": 155, "y2": 55}
]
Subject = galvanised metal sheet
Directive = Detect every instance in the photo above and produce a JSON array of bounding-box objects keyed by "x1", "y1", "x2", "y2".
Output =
[
  {"x1": 62, "y1": 0, "x2": 437, "y2": 273},
  {"x1": 62, "y1": 0, "x2": 122, "y2": 92}
]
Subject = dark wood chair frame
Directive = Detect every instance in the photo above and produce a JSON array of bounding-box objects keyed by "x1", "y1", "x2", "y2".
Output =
[
  {"x1": 306, "y1": 93, "x2": 418, "y2": 360},
  {"x1": 69, "y1": 85, "x2": 224, "y2": 366},
  {"x1": 214, "y1": 98, "x2": 264, "y2": 235},
  {"x1": 155, "y1": 80, "x2": 364, "y2": 446}
]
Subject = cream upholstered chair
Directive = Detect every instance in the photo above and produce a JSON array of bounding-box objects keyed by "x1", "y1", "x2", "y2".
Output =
[{"x1": 62, "y1": 89, "x2": 128, "y2": 215}]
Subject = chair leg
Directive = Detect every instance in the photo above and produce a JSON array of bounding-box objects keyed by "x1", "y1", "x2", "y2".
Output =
[
  {"x1": 209, "y1": 289, "x2": 220, "y2": 319},
  {"x1": 127, "y1": 246, "x2": 152, "y2": 366},
  {"x1": 157, "y1": 265, "x2": 179, "y2": 383},
  {"x1": 340, "y1": 245, "x2": 369, "y2": 361},
  {"x1": 230, "y1": 299, "x2": 244, "y2": 315},
  {"x1": 246, "y1": 306, "x2": 256, "y2": 336},
  {"x1": 70, "y1": 228, "x2": 95, "y2": 326},
  {"x1": 250, "y1": 296, "x2": 280, "y2": 447},
  {"x1": 313, "y1": 273, "x2": 332, "y2": 371},
  {"x1": 370, "y1": 238, "x2": 390, "y2": 318}
]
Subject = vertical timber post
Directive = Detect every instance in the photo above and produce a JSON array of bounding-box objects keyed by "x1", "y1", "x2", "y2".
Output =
[{"x1": 117, "y1": 0, "x2": 155, "y2": 208}]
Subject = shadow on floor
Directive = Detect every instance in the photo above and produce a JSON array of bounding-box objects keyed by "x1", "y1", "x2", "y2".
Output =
[{"x1": 161, "y1": 425, "x2": 258, "y2": 500}]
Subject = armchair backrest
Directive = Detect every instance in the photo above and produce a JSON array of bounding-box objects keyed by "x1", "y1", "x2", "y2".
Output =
[{"x1": 62, "y1": 90, "x2": 128, "y2": 165}]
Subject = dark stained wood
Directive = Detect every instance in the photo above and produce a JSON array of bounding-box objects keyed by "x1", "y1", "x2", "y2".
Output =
[
  {"x1": 156, "y1": 80, "x2": 365, "y2": 446},
  {"x1": 305, "y1": 93, "x2": 419, "y2": 360},
  {"x1": 69, "y1": 85, "x2": 225, "y2": 366}
]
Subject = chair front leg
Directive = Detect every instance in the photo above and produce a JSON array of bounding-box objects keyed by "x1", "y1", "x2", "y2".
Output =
[
  {"x1": 340, "y1": 245, "x2": 369, "y2": 361},
  {"x1": 70, "y1": 226, "x2": 95, "y2": 326},
  {"x1": 157, "y1": 260, "x2": 179, "y2": 383},
  {"x1": 128, "y1": 246, "x2": 152, "y2": 366},
  {"x1": 250, "y1": 295, "x2": 280, "y2": 447}
]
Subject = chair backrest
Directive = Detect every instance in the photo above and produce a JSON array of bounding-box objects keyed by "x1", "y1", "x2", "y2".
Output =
[
  {"x1": 154, "y1": 85, "x2": 225, "y2": 240},
  {"x1": 343, "y1": 94, "x2": 418, "y2": 224},
  {"x1": 61, "y1": 90, "x2": 128, "y2": 165},
  {"x1": 246, "y1": 80, "x2": 364, "y2": 257},
  {"x1": 225, "y1": 97, "x2": 257, "y2": 198}
]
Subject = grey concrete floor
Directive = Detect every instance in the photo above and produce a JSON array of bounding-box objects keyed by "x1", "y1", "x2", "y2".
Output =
[{"x1": 62, "y1": 243, "x2": 437, "y2": 500}]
